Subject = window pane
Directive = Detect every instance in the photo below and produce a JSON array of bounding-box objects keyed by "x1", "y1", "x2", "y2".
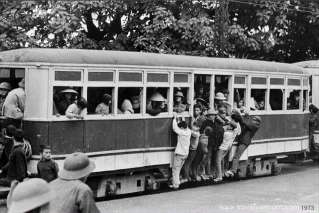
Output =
[
  {"x1": 146, "y1": 87, "x2": 168, "y2": 115},
  {"x1": 55, "y1": 71, "x2": 81, "y2": 81},
  {"x1": 174, "y1": 73, "x2": 188, "y2": 83},
  {"x1": 234, "y1": 76, "x2": 246, "y2": 84},
  {"x1": 252, "y1": 77, "x2": 267, "y2": 85},
  {"x1": 269, "y1": 89, "x2": 284, "y2": 110},
  {"x1": 118, "y1": 87, "x2": 142, "y2": 114},
  {"x1": 233, "y1": 88, "x2": 246, "y2": 112},
  {"x1": 250, "y1": 89, "x2": 266, "y2": 110},
  {"x1": 0, "y1": 68, "x2": 25, "y2": 89},
  {"x1": 287, "y1": 89, "x2": 300, "y2": 110},
  {"x1": 119, "y1": 72, "x2": 142, "y2": 82},
  {"x1": 194, "y1": 74, "x2": 210, "y2": 108},
  {"x1": 270, "y1": 78, "x2": 284, "y2": 85},
  {"x1": 303, "y1": 90, "x2": 308, "y2": 111},
  {"x1": 88, "y1": 72, "x2": 113, "y2": 81},
  {"x1": 303, "y1": 78, "x2": 309, "y2": 87},
  {"x1": 174, "y1": 87, "x2": 189, "y2": 112},
  {"x1": 288, "y1": 79, "x2": 301, "y2": 86},
  {"x1": 87, "y1": 87, "x2": 113, "y2": 115},
  {"x1": 147, "y1": 73, "x2": 169, "y2": 82},
  {"x1": 215, "y1": 75, "x2": 230, "y2": 102},
  {"x1": 53, "y1": 86, "x2": 81, "y2": 115}
]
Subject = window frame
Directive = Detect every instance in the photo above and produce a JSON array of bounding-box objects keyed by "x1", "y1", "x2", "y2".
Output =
[
  {"x1": 268, "y1": 75, "x2": 285, "y2": 111},
  {"x1": 285, "y1": 76, "x2": 302, "y2": 112},
  {"x1": 233, "y1": 75, "x2": 248, "y2": 109},
  {"x1": 249, "y1": 75, "x2": 268, "y2": 113},
  {"x1": 172, "y1": 72, "x2": 192, "y2": 116}
]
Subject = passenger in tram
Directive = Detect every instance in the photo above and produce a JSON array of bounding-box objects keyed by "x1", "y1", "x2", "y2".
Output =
[
  {"x1": 214, "y1": 92, "x2": 226, "y2": 110},
  {"x1": 214, "y1": 110, "x2": 242, "y2": 182},
  {"x1": 146, "y1": 92, "x2": 167, "y2": 116},
  {"x1": 226, "y1": 115, "x2": 261, "y2": 177},
  {"x1": 55, "y1": 89, "x2": 78, "y2": 115},
  {"x1": 182, "y1": 121, "x2": 200, "y2": 181},
  {"x1": 309, "y1": 104, "x2": 319, "y2": 151},
  {"x1": 120, "y1": 99, "x2": 134, "y2": 114},
  {"x1": 195, "y1": 85, "x2": 209, "y2": 104},
  {"x1": 169, "y1": 113, "x2": 192, "y2": 189},
  {"x1": 49, "y1": 152, "x2": 100, "y2": 213},
  {"x1": 0, "y1": 82, "x2": 12, "y2": 116},
  {"x1": 3, "y1": 78, "x2": 25, "y2": 128},
  {"x1": 37, "y1": 145, "x2": 59, "y2": 183},
  {"x1": 256, "y1": 100, "x2": 265, "y2": 110},
  {"x1": 131, "y1": 95, "x2": 141, "y2": 113},
  {"x1": 7, "y1": 178, "x2": 55, "y2": 213},
  {"x1": 234, "y1": 99, "x2": 246, "y2": 114},
  {"x1": 0, "y1": 129, "x2": 27, "y2": 187},
  {"x1": 173, "y1": 90, "x2": 186, "y2": 113},
  {"x1": 65, "y1": 97, "x2": 87, "y2": 119},
  {"x1": 95, "y1": 93, "x2": 112, "y2": 115}
]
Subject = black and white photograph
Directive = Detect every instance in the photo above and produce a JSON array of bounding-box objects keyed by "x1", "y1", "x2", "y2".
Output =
[{"x1": 0, "y1": 0, "x2": 318, "y2": 213}]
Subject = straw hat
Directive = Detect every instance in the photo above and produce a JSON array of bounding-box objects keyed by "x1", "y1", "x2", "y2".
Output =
[
  {"x1": 59, "y1": 152, "x2": 95, "y2": 180},
  {"x1": 8, "y1": 178, "x2": 55, "y2": 213},
  {"x1": 60, "y1": 88, "x2": 78, "y2": 94},
  {"x1": 174, "y1": 91, "x2": 184, "y2": 98},
  {"x1": 150, "y1": 92, "x2": 165, "y2": 102},
  {"x1": 214, "y1": 92, "x2": 226, "y2": 100}
]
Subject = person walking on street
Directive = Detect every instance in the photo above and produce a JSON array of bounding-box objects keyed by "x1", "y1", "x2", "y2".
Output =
[{"x1": 49, "y1": 152, "x2": 100, "y2": 213}]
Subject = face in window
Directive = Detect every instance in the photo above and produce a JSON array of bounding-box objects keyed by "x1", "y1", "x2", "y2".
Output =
[
  {"x1": 258, "y1": 100, "x2": 265, "y2": 110},
  {"x1": 238, "y1": 100, "x2": 244, "y2": 108},
  {"x1": 194, "y1": 106, "x2": 202, "y2": 117}
]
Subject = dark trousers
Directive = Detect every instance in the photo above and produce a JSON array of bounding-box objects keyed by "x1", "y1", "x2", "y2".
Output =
[
  {"x1": 206, "y1": 145, "x2": 217, "y2": 176},
  {"x1": 231, "y1": 143, "x2": 248, "y2": 173},
  {"x1": 191, "y1": 141, "x2": 208, "y2": 177},
  {"x1": 182, "y1": 150, "x2": 197, "y2": 180}
]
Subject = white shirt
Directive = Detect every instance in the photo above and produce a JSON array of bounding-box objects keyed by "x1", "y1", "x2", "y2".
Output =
[
  {"x1": 219, "y1": 121, "x2": 241, "y2": 151},
  {"x1": 172, "y1": 119, "x2": 192, "y2": 156},
  {"x1": 3, "y1": 87, "x2": 25, "y2": 119},
  {"x1": 65, "y1": 103, "x2": 87, "y2": 119}
]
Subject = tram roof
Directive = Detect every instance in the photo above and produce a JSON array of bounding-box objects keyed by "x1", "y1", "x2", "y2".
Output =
[
  {"x1": 294, "y1": 60, "x2": 319, "y2": 68},
  {"x1": 0, "y1": 48, "x2": 304, "y2": 74}
]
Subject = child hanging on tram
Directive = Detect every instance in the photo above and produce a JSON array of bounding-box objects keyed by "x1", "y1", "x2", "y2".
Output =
[
  {"x1": 37, "y1": 145, "x2": 59, "y2": 183},
  {"x1": 169, "y1": 112, "x2": 192, "y2": 189}
]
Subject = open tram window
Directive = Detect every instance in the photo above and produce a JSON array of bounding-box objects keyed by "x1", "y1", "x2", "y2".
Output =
[
  {"x1": 215, "y1": 75, "x2": 230, "y2": 102},
  {"x1": 118, "y1": 87, "x2": 142, "y2": 114},
  {"x1": 53, "y1": 86, "x2": 82, "y2": 116},
  {"x1": 233, "y1": 88, "x2": 246, "y2": 112},
  {"x1": 287, "y1": 89, "x2": 301, "y2": 110},
  {"x1": 250, "y1": 89, "x2": 266, "y2": 111},
  {"x1": 269, "y1": 89, "x2": 284, "y2": 110},
  {"x1": 87, "y1": 87, "x2": 113, "y2": 115},
  {"x1": 194, "y1": 74, "x2": 211, "y2": 108},
  {"x1": 146, "y1": 87, "x2": 169, "y2": 115},
  {"x1": 173, "y1": 87, "x2": 189, "y2": 113}
]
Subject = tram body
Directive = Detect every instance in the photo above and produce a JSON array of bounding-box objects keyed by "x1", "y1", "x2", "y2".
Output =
[{"x1": 0, "y1": 49, "x2": 310, "y2": 197}]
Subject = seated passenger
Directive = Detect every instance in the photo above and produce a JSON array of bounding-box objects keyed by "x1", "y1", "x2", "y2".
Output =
[
  {"x1": 95, "y1": 93, "x2": 112, "y2": 115},
  {"x1": 55, "y1": 89, "x2": 78, "y2": 115},
  {"x1": 147, "y1": 92, "x2": 167, "y2": 116},
  {"x1": 3, "y1": 79, "x2": 25, "y2": 128},
  {"x1": 120, "y1": 99, "x2": 134, "y2": 114},
  {"x1": 65, "y1": 97, "x2": 87, "y2": 119},
  {"x1": 0, "y1": 82, "x2": 12, "y2": 116},
  {"x1": 173, "y1": 91, "x2": 186, "y2": 113},
  {"x1": 195, "y1": 85, "x2": 209, "y2": 103},
  {"x1": 214, "y1": 111, "x2": 242, "y2": 182},
  {"x1": 131, "y1": 96, "x2": 141, "y2": 113},
  {"x1": 257, "y1": 100, "x2": 265, "y2": 110}
]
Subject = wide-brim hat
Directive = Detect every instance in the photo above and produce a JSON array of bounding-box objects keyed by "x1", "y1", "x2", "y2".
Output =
[
  {"x1": 214, "y1": 92, "x2": 226, "y2": 100},
  {"x1": 150, "y1": 92, "x2": 165, "y2": 102},
  {"x1": 8, "y1": 179, "x2": 55, "y2": 213},
  {"x1": 174, "y1": 91, "x2": 184, "y2": 98},
  {"x1": 60, "y1": 89, "x2": 78, "y2": 94},
  {"x1": 59, "y1": 152, "x2": 95, "y2": 180}
]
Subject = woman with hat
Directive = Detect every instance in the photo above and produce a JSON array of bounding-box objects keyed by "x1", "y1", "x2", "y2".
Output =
[
  {"x1": 147, "y1": 92, "x2": 167, "y2": 116},
  {"x1": 173, "y1": 90, "x2": 186, "y2": 113},
  {"x1": 7, "y1": 178, "x2": 55, "y2": 213},
  {"x1": 55, "y1": 88, "x2": 79, "y2": 115},
  {"x1": 95, "y1": 93, "x2": 112, "y2": 115},
  {"x1": 49, "y1": 152, "x2": 100, "y2": 213}
]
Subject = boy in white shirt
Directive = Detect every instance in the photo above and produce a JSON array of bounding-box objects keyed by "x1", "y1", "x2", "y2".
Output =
[
  {"x1": 214, "y1": 111, "x2": 242, "y2": 182},
  {"x1": 170, "y1": 113, "x2": 192, "y2": 189}
]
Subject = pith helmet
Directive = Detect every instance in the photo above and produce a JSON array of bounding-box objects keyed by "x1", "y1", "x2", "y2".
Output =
[
  {"x1": 60, "y1": 88, "x2": 78, "y2": 94},
  {"x1": 59, "y1": 152, "x2": 95, "y2": 180},
  {"x1": 150, "y1": 92, "x2": 165, "y2": 102},
  {"x1": 8, "y1": 178, "x2": 55, "y2": 213},
  {"x1": 174, "y1": 91, "x2": 184, "y2": 98},
  {"x1": 214, "y1": 92, "x2": 226, "y2": 100}
]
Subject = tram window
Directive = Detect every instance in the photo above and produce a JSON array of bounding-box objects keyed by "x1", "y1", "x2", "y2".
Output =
[
  {"x1": 118, "y1": 87, "x2": 142, "y2": 114},
  {"x1": 250, "y1": 89, "x2": 266, "y2": 110},
  {"x1": 146, "y1": 87, "x2": 168, "y2": 114},
  {"x1": 87, "y1": 87, "x2": 113, "y2": 115},
  {"x1": 0, "y1": 68, "x2": 25, "y2": 89},
  {"x1": 233, "y1": 88, "x2": 246, "y2": 111},
  {"x1": 194, "y1": 74, "x2": 210, "y2": 107},
  {"x1": 269, "y1": 89, "x2": 284, "y2": 110},
  {"x1": 215, "y1": 75, "x2": 230, "y2": 101},
  {"x1": 173, "y1": 87, "x2": 189, "y2": 113},
  {"x1": 53, "y1": 86, "x2": 82, "y2": 115},
  {"x1": 287, "y1": 89, "x2": 301, "y2": 110},
  {"x1": 55, "y1": 71, "x2": 82, "y2": 81},
  {"x1": 303, "y1": 90, "x2": 308, "y2": 111}
]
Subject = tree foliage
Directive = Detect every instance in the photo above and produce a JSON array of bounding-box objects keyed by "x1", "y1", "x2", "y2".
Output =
[{"x1": 0, "y1": 0, "x2": 318, "y2": 62}]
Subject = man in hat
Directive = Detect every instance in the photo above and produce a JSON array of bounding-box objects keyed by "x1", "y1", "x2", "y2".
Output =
[
  {"x1": 173, "y1": 91, "x2": 186, "y2": 113},
  {"x1": 147, "y1": 92, "x2": 167, "y2": 116},
  {"x1": 3, "y1": 79, "x2": 25, "y2": 128},
  {"x1": 0, "y1": 82, "x2": 11, "y2": 116},
  {"x1": 7, "y1": 178, "x2": 55, "y2": 213},
  {"x1": 214, "y1": 92, "x2": 232, "y2": 116},
  {"x1": 226, "y1": 115, "x2": 261, "y2": 177},
  {"x1": 49, "y1": 152, "x2": 100, "y2": 213},
  {"x1": 55, "y1": 88, "x2": 78, "y2": 115},
  {"x1": 0, "y1": 129, "x2": 28, "y2": 187}
]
